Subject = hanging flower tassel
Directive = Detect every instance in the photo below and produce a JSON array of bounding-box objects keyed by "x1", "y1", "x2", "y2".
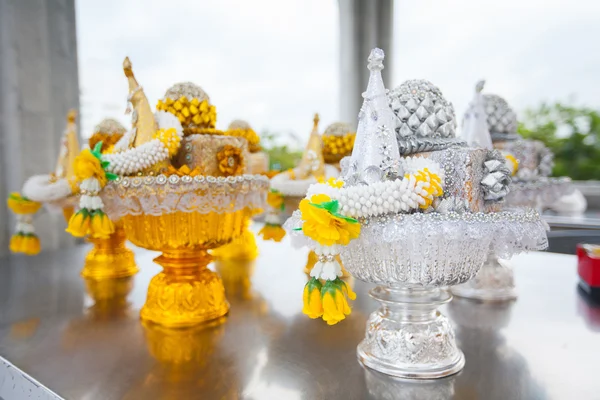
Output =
[
  {"x1": 258, "y1": 211, "x2": 286, "y2": 242},
  {"x1": 6, "y1": 193, "x2": 42, "y2": 255},
  {"x1": 302, "y1": 244, "x2": 357, "y2": 325},
  {"x1": 322, "y1": 278, "x2": 356, "y2": 326},
  {"x1": 66, "y1": 142, "x2": 117, "y2": 239},
  {"x1": 303, "y1": 277, "x2": 323, "y2": 319}
]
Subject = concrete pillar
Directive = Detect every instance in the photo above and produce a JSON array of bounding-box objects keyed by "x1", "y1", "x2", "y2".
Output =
[
  {"x1": 338, "y1": 0, "x2": 394, "y2": 124},
  {"x1": 0, "y1": 0, "x2": 80, "y2": 256}
]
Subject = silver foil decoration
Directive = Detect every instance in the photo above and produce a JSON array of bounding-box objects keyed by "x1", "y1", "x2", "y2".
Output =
[
  {"x1": 344, "y1": 48, "x2": 401, "y2": 185},
  {"x1": 481, "y1": 149, "x2": 512, "y2": 202},
  {"x1": 389, "y1": 79, "x2": 459, "y2": 156},
  {"x1": 461, "y1": 80, "x2": 493, "y2": 150},
  {"x1": 482, "y1": 93, "x2": 520, "y2": 142}
]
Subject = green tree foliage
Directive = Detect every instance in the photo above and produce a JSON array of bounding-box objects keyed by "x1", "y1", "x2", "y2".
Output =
[
  {"x1": 260, "y1": 131, "x2": 303, "y2": 171},
  {"x1": 518, "y1": 103, "x2": 600, "y2": 180}
]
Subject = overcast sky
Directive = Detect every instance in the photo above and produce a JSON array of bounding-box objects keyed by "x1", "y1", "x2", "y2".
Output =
[{"x1": 76, "y1": 0, "x2": 600, "y2": 142}]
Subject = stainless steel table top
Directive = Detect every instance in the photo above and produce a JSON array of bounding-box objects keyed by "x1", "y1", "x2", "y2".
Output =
[{"x1": 0, "y1": 229, "x2": 598, "y2": 400}]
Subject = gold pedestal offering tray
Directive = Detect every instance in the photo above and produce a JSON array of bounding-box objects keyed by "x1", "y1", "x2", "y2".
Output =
[
  {"x1": 104, "y1": 174, "x2": 268, "y2": 327},
  {"x1": 85, "y1": 57, "x2": 269, "y2": 327}
]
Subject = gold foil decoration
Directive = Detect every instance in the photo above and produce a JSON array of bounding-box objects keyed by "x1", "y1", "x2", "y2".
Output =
[
  {"x1": 82, "y1": 222, "x2": 138, "y2": 280},
  {"x1": 123, "y1": 57, "x2": 157, "y2": 148},
  {"x1": 54, "y1": 109, "x2": 80, "y2": 180},
  {"x1": 295, "y1": 113, "x2": 325, "y2": 180},
  {"x1": 122, "y1": 209, "x2": 254, "y2": 327}
]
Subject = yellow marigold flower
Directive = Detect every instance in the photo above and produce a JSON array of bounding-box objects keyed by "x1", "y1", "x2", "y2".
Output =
[
  {"x1": 9, "y1": 234, "x2": 24, "y2": 253},
  {"x1": 258, "y1": 224, "x2": 286, "y2": 242},
  {"x1": 267, "y1": 190, "x2": 285, "y2": 210},
  {"x1": 303, "y1": 278, "x2": 324, "y2": 319},
  {"x1": 299, "y1": 194, "x2": 360, "y2": 246},
  {"x1": 66, "y1": 210, "x2": 91, "y2": 237},
  {"x1": 7, "y1": 193, "x2": 42, "y2": 215},
  {"x1": 22, "y1": 235, "x2": 41, "y2": 256},
  {"x1": 217, "y1": 145, "x2": 245, "y2": 176},
  {"x1": 90, "y1": 211, "x2": 115, "y2": 239},
  {"x1": 321, "y1": 279, "x2": 353, "y2": 325},
  {"x1": 74, "y1": 149, "x2": 107, "y2": 187},
  {"x1": 505, "y1": 154, "x2": 519, "y2": 176}
]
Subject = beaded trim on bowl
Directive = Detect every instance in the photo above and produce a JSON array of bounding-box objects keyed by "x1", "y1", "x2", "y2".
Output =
[
  {"x1": 102, "y1": 174, "x2": 269, "y2": 218},
  {"x1": 397, "y1": 137, "x2": 467, "y2": 156}
]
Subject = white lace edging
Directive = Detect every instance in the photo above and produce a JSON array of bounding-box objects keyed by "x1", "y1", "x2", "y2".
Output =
[
  {"x1": 285, "y1": 209, "x2": 548, "y2": 285},
  {"x1": 102, "y1": 174, "x2": 269, "y2": 218}
]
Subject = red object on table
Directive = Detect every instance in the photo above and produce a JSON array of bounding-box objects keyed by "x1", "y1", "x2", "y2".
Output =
[{"x1": 577, "y1": 244, "x2": 600, "y2": 299}]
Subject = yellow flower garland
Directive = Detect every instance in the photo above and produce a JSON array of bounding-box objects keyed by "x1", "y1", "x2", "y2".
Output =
[
  {"x1": 302, "y1": 277, "x2": 356, "y2": 325},
  {"x1": 505, "y1": 154, "x2": 519, "y2": 176},
  {"x1": 153, "y1": 127, "x2": 181, "y2": 157},
  {"x1": 9, "y1": 233, "x2": 41, "y2": 256},
  {"x1": 74, "y1": 149, "x2": 108, "y2": 187},
  {"x1": 299, "y1": 194, "x2": 360, "y2": 246},
  {"x1": 7, "y1": 193, "x2": 41, "y2": 215},
  {"x1": 407, "y1": 168, "x2": 444, "y2": 209},
  {"x1": 258, "y1": 224, "x2": 286, "y2": 242},
  {"x1": 156, "y1": 96, "x2": 216, "y2": 133},
  {"x1": 267, "y1": 190, "x2": 285, "y2": 210},
  {"x1": 323, "y1": 133, "x2": 356, "y2": 163},
  {"x1": 226, "y1": 128, "x2": 261, "y2": 152},
  {"x1": 65, "y1": 144, "x2": 117, "y2": 239}
]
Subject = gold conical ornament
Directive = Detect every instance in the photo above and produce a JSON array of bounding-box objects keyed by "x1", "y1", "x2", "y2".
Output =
[
  {"x1": 54, "y1": 109, "x2": 80, "y2": 181},
  {"x1": 123, "y1": 57, "x2": 158, "y2": 147},
  {"x1": 295, "y1": 113, "x2": 325, "y2": 180}
]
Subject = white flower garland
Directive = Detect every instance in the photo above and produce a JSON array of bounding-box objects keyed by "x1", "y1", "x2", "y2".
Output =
[
  {"x1": 22, "y1": 175, "x2": 73, "y2": 202},
  {"x1": 401, "y1": 156, "x2": 444, "y2": 177},
  {"x1": 80, "y1": 178, "x2": 104, "y2": 211},
  {"x1": 305, "y1": 159, "x2": 443, "y2": 219},
  {"x1": 103, "y1": 111, "x2": 183, "y2": 176},
  {"x1": 310, "y1": 244, "x2": 343, "y2": 281}
]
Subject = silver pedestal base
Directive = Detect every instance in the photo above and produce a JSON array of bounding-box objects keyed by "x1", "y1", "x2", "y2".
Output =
[
  {"x1": 451, "y1": 253, "x2": 517, "y2": 302},
  {"x1": 357, "y1": 287, "x2": 465, "y2": 379}
]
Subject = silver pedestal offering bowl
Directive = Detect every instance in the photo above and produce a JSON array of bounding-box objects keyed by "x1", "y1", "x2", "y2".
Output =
[
  {"x1": 453, "y1": 85, "x2": 565, "y2": 302},
  {"x1": 286, "y1": 50, "x2": 547, "y2": 380},
  {"x1": 342, "y1": 210, "x2": 545, "y2": 378}
]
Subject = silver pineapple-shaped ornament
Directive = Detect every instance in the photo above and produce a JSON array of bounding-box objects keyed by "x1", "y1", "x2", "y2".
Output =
[
  {"x1": 388, "y1": 79, "x2": 465, "y2": 155},
  {"x1": 482, "y1": 94, "x2": 520, "y2": 142}
]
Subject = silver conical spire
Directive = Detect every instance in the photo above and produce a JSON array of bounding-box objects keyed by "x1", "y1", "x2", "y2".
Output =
[
  {"x1": 344, "y1": 48, "x2": 401, "y2": 185},
  {"x1": 460, "y1": 80, "x2": 493, "y2": 150}
]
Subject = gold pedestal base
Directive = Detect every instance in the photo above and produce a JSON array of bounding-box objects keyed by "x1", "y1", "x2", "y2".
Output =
[
  {"x1": 141, "y1": 250, "x2": 229, "y2": 328},
  {"x1": 81, "y1": 226, "x2": 138, "y2": 280}
]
